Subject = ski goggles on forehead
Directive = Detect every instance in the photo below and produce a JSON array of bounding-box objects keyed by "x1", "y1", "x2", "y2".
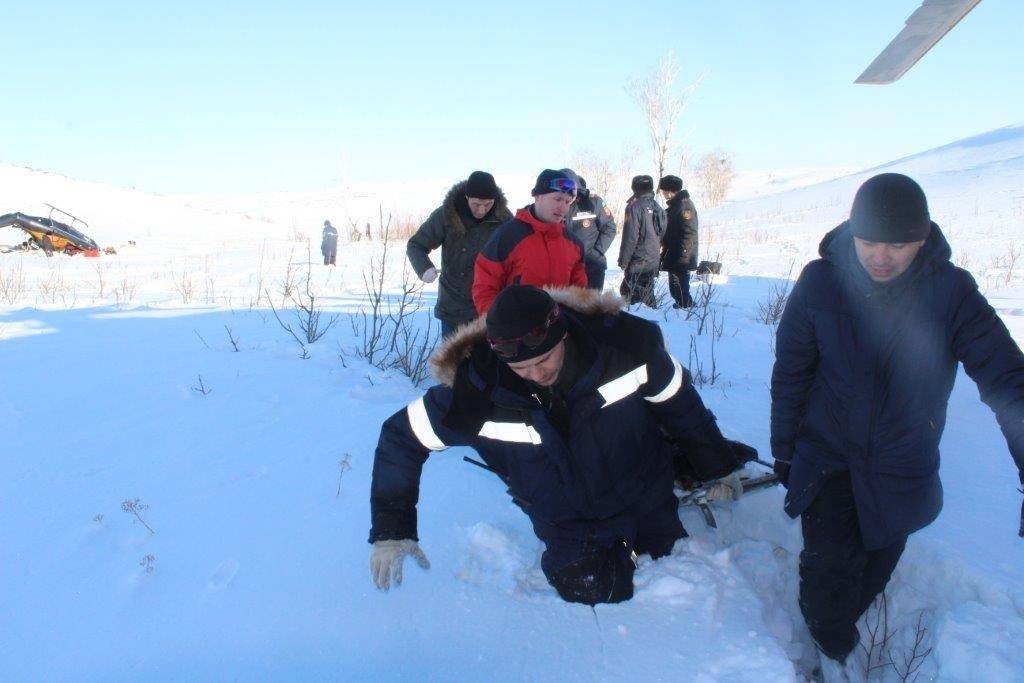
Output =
[
  {"x1": 487, "y1": 305, "x2": 562, "y2": 359},
  {"x1": 547, "y1": 178, "x2": 577, "y2": 195}
]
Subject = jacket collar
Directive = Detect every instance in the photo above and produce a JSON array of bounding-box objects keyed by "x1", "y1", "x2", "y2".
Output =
[{"x1": 516, "y1": 206, "x2": 566, "y2": 239}]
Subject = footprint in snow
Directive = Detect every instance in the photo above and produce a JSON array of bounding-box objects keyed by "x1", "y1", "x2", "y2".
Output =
[{"x1": 207, "y1": 559, "x2": 240, "y2": 592}]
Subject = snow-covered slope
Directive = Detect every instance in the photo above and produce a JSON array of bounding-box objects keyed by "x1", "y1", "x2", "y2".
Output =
[{"x1": 2, "y1": 125, "x2": 1023, "y2": 681}]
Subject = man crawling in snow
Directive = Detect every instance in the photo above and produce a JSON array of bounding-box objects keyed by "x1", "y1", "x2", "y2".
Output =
[{"x1": 368, "y1": 285, "x2": 744, "y2": 605}]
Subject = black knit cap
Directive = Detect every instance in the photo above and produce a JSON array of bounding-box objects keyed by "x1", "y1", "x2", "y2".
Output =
[
  {"x1": 465, "y1": 171, "x2": 498, "y2": 200},
  {"x1": 658, "y1": 175, "x2": 684, "y2": 193},
  {"x1": 849, "y1": 173, "x2": 932, "y2": 243},
  {"x1": 532, "y1": 169, "x2": 576, "y2": 196},
  {"x1": 631, "y1": 175, "x2": 654, "y2": 194},
  {"x1": 485, "y1": 285, "x2": 567, "y2": 363}
]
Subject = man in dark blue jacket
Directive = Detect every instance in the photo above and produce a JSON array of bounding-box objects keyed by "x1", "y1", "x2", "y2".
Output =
[
  {"x1": 369, "y1": 285, "x2": 743, "y2": 604},
  {"x1": 618, "y1": 175, "x2": 666, "y2": 308},
  {"x1": 771, "y1": 173, "x2": 1024, "y2": 669},
  {"x1": 658, "y1": 175, "x2": 698, "y2": 308},
  {"x1": 321, "y1": 220, "x2": 338, "y2": 265}
]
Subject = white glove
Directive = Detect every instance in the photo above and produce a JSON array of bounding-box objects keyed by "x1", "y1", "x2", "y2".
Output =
[
  {"x1": 421, "y1": 267, "x2": 438, "y2": 284},
  {"x1": 370, "y1": 539, "x2": 430, "y2": 590},
  {"x1": 705, "y1": 471, "x2": 743, "y2": 502}
]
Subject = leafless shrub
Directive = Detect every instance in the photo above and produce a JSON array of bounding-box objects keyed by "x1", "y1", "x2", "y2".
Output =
[
  {"x1": 139, "y1": 554, "x2": 156, "y2": 574},
  {"x1": 202, "y1": 257, "x2": 217, "y2": 304},
  {"x1": 114, "y1": 276, "x2": 139, "y2": 306},
  {"x1": 751, "y1": 227, "x2": 770, "y2": 244},
  {"x1": 687, "y1": 329, "x2": 720, "y2": 387},
  {"x1": 626, "y1": 50, "x2": 704, "y2": 179},
  {"x1": 756, "y1": 279, "x2": 792, "y2": 326},
  {"x1": 686, "y1": 278, "x2": 719, "y2": 335},
  {"x1": 121, "y1": 498, "x2": 155, "y2": 534},
  {"x1": 249, "y1": 240, "x2": 270, "y2": 309},
  {"x1": 171, "y1": 267, "x2": 195, "y2": 304},
  {"x1": 93, "y1": 261, "x2": 110, "y2": 300},
  {"x1": 352, "y1": 209, "x2": 440, "y2": 386},
  {"x1": 694, "y1": 151, "x2": 735, "y2": 207},
  {"x1": 225, "y1": 325, "x2": 241, "y2": 352},
  {"x1": 0, "y1": 258, "x2": 27, "y2": 305},
  {"x1": 267, "y1": 247, "x2": 339, "y2": 358},
  {"x1": 279, "y1": 248, "x2": 300, "y2": 305},
  {"x1": 346, "y1": 217, "x2": 363, "y2": 243},
  {"x1": 336, "y1": 454, "x2": 352, "y2": 498},
  {"x1": 994, "y1": 242, "x2": 1021, "y2": 285},
  {"x1": 191, "y1": 374, "x2": 212, "y2": 395},
  {"x1": 572, "y1": 146, "x2": 643, "y2": 218},
  {"x1": 37, "y1": 265, "x2": 69, "y2": 304},
  {"x1": 859, "y1": 593, "x2": 895, "y2": 676},
  {"x1": 889, "y1": 611, "x2": 934, "y2": 682},
  {"x1": 389, "y1": 214, "x2": 423, "y2": 242}
]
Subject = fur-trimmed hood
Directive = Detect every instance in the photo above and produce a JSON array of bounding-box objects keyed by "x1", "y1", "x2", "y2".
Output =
[
  {"x1": 429, "y1": 286, "x2": 626, "y2": 387},
  {"x1": 442, "y1": 180, "x2": 512, "y2": 237}
]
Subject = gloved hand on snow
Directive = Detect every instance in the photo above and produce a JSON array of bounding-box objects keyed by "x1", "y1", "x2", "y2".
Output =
[
  {"x1": 705, "y1": 471, "x2": 743, "y2": 502},
  {"x1": 421, "y1": 267, "x2": 438, "y2": 284},
  {"x1": 370, "y1": 539, "x2": 430, "y2": 590}
]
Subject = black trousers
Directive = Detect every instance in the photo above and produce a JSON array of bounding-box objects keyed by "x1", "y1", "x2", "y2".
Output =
[
  {"x1": 620, "y1": 268, "x2": 658, "y2": 308},
  {"x1": 584, "y1": 260, "x2": 606, "y2": 291},
  {"x1": 541, "y1": 492, "x2": 686, "y2": 605},
  {"x1": 322, "y1": 247, "x2": 336, "y2": 265},
  {"x1": 665, "y1": 265, "x2": 692, "y2": 307},
  {"x1": 799, "y1": 472, "x2": 907, "y2": 663}
]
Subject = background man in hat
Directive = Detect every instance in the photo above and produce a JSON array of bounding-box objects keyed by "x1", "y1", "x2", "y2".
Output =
[
  {"x1": 618, "y1": 175, "x2": 666, "y2": 308},
  {"x1": 561, "y1": 169, "x2": 617, "y2": 291},
  {"x1": 658, "y1": 175, "x2": 698, "y2": 308},
  {"x1": 321, "y1": 220, "x2": 338, "y2": 266},
  {"x1": 472, "y1": 169, "x2": 588, "y2": 314},
  {"x1": 407, "y1": 171, "x2": 512, "y2": 337},
  {"x1": 771, "y1": 172, "x2": 1024, "y2": 675},
  {"x1": 369, "y1": 285, "x2": 743, "y2": 605}
]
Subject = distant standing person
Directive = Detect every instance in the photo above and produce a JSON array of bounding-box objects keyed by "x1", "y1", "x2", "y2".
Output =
[
  {"x1": 771, "y1": 173, "x2": 1024, "y2": 678},
  {"x1": 562, "y1": 170, "x2": 617, "y2": 290},
  {"x1": 407, "y1": 171, "x2": 512, "y2": 337},
  {"x1": 472, "y1": 169, "x2": 588, "y2": 314},
  {"x1": 321, "y1": 220, "x2": 338, "y2": 266},
  {"x1": 658, "y1": 175, "x2": 698, "y2": 308},
  {"x1": 618, "y1": 175, "x2": 665, "y2": 308}
]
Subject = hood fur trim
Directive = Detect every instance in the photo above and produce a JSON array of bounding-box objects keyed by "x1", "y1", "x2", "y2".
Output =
[
  {"x1": 429, "y1": 286, "x2": 626, "y2": 387},
  {"x1": 441, "y1": 180, "x2": 512, "y2": 237}
]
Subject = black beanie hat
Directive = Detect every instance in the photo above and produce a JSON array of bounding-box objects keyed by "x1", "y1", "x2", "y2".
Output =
[
  {"x1": 465, "y1": 171, "x2": 498, "y2": 200},
  {"x1": 849, "y1": 173, "x2": 931, "y2": 243},
  {"x1": 486, "y1": 286, "x2": 567, "y2": 363},
  {"x1": 532, "y1": 169, "x2": 576, "y2": 196},
  {"x1": 631, "y1": 175, "x2": 654, "y2": 194},
  {"x1": 658, "y1": 175, "x2": 684, "y2": 193}
]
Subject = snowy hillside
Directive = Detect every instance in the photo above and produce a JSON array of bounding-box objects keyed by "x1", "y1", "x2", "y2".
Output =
[{"x1": 2, "y1": 125, "x2": 1024, "y2": 681}]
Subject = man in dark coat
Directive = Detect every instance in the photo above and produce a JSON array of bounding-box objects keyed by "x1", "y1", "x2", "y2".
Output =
[
  {"x1": 658, "y1": 175, "x2": 698, "y2": 308},
  {"x1": 472, "y1": 169, "x2": 588, "y2": 314},
  {"x1": 368, "y1": 285, "x2": 744, "y2": 604},
  {"x1": 321, "y1": 220, "x2": 338, "y2": 265},
  {"x1": 561, "y1": 170, "x2": 617, "y2": 291},
  {"x1": 618, "y1": 175, "x2": 666, "y2": 308},
  {"x1": 407, "y1": 171, "x2": 512, "y2": 337},
  {"x1": 770, "y1": 173, "x2": 1024, "y2": 671}
]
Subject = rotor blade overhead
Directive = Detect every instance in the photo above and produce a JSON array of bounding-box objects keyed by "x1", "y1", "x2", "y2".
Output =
[{"x1": 856, "y1": 0, "x2": 982, "y2": 84}]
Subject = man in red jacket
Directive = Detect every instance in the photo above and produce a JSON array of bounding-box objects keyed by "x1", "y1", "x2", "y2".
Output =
[{"x1": 472, "y1": 169, "x2": 588, "y2": 313}]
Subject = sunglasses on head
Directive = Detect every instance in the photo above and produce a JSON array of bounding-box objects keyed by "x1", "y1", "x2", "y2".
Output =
[
  {"x1": 488, "y1": 305, "x2": 561, "y2": 360},
  {"x1": 547, "y1": 178, "x2": 577, "y2": 196}
]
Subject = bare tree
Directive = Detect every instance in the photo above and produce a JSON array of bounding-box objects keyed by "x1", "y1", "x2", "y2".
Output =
[
  {"x1": 695, "y1": 151, "x2": 736, "y2": 207},
  {"x1": 626, "y1": 51, "x2": 705, "y2": 180}
]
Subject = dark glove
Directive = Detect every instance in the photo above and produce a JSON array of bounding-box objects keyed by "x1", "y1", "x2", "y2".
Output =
[{"x1": 774, "y1": 459, "x2": 791, "y2": 490}]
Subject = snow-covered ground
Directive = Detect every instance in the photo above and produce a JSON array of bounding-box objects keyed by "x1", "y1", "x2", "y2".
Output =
[{"x1": 2, "y1": 123, "x2": 1023, "y2": 681}]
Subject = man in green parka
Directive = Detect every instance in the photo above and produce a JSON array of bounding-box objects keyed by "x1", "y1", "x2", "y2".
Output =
[{"x1": 407, "y1": 171, "x2": 512, "y2": 337}]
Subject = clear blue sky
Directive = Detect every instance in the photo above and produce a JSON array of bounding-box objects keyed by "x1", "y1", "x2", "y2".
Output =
[{"x1": 2, "y1": 0, "x2": 1021, "y2": 195}]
